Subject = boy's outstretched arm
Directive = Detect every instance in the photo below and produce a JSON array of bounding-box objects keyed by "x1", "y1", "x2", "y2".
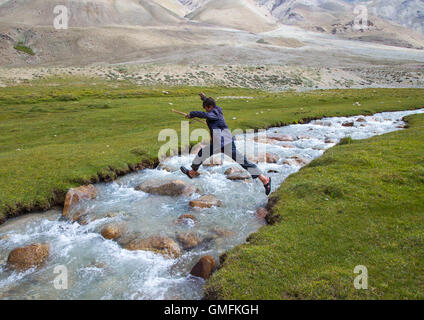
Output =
[{"x1": 188, "y1": 110, "x2": 219, "y2": 121}]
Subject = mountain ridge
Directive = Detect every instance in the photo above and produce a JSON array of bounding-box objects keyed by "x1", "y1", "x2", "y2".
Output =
[
  {"x1": 0, "y1": 0, "x2": 423, "y2": 68},
  {"x1": 177, "y1": 0, "x2": 424, "y2": 34}
]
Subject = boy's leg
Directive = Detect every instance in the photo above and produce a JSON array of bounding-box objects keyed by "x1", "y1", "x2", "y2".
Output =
[
  {"x1": 225, "y1": 142, "x2": 262, "y2": 179},
  {"x1": 191, "y1": 144, "x2": 215, "y2": 171}
]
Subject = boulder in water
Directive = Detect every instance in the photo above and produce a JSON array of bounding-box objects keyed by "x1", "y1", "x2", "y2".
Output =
[
  {"x1": 190, "y1": 195, "x2": 223, "y2": 209},
  {"x1": 72, "y1": 210, "x2": 88, "y2": 223},
  {"x1": 157, "y1": 165, "x2": 178, "y2": 173},
  {"x1": 0, "y1": 234, "x2": 10, "y2": 241},
  {"x1": 267, "y1": 169, "x2": 279, "y2": 174},
  {"x1": 124, "y1": 236, "x2": 181, "y2": 259},
  {"x1": 7, "y1": 243, "x2": 50, "y2": 271},
  {"x1": 78, "y1": 211, "x2": 120, "y2": 226},
  {"x1": 177, "y1": 233, "x2": 202, "y2": 250},
  {"x1": 270, "y1": 134, "x2": 295, "y2": 142},
  {"x1": 224, "y1": 167, "x2": 242, "y2": 176},
  {"x1": 287, "y1": 156, "x2": 309, "y2": 166},
  {"x1": 297, "y1": 135, "x2": 311, "y2": 140},
  {"x1": 135, "y1": 179, "x2": 196, "y2": 197},
  {"x1": 253, "y1": 137, "x2": 278, "y2": 145},
  {"x1": 225, "y1": 167, "x2": 251, "y2": 181},
  {"x1": 176, "y1": 214, "x2": 198, "y2": 226},
  {"x1": 101, "y1": 223, "x2": 126, "y2": 241},
  {"x1": 210, "y1": 227, "x2": 236, "y2": 239},
  {"x1": 256, "y1": 207, "x2": 269, "y2": 219},
  {"x1": 227, "y1": 173, "x2": 251, "y2": 181},
  {"x1": 247, "y1": 153, "x2": 280, "y2": 164},
  {"x1": 266, "y1": 153, "x2": 280, "y2": 164},
  {"x1": 117, "y1": 233, "x2": 139, "y2": 247},
  {"x1": 190, "y1": 256, "x2": 216, "y2": 280},
  {"x1": 62, "y1": 185, "x2": 97, "y2": 219},
  {"x1": 203, "y1": 155, "x2": 223, "y2": 167},
  {"x1": 342, "y1": 121, "x2": 355, "y2": 127}
]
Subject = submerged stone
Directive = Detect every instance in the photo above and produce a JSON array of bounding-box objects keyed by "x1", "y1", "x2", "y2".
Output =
[
  {"x1": 342, "y1": 121, "x2": 355, "y2": 127},
  {"x1": 176, "y1": 214, "x2": 198, "y2": 226},
  {"x1": 256, "y1": 207, "x2": 269, "y2": 219},
  {"x1": 225, "y1": 167, "x2": 251, "y2": 181},
  {"x1": 7, "y1": 243, "x2": 50, "y2": 271},
  {"x1": 267, "y1": 169, "x2": 279, "y2": 174},
  {"x1": 177, "y1": 233, "x2": 202, "y2": 250},
  {"x1": 253, "y1": 137, "x2": 279, "y2": 145},
  {"x1": 190, "y1": 195, "x2": 223, "y2": 208},
  {"x1": 190, "y1": 255, "x2": 216, "y2": 280},
  {"x1": 158, "y1": 165, "x2": 178, "y2": 172},
  {"x1": 270, "y1": 134, "x2": 295, "y2": 142},
  {"x1": 210, "y1": 227, "x2": 236, "y2": 239},
  {"x1": 224, "y1": 167, "x2": 242, "y2": 176},
  {"x1": 203, "y1": 155, "x2": 223, "y2": 167},
  {"x1": 286, "y1": 155, "x2": 308, "y2": 166},
  {"x1": 247, "y1": 152, "x2": 280, "y2": 164},
  {"x1": 124, "y1": 236, "x2": 181, "y2": 259},
  {"x1": 62, "y1": 185, "x2": 97, "y2": 219},
  {"x1": 0, "y1": 234, "x2": 10, "y2": 241},
  {"x1": 297, "y1": 135, "x2": 311, "y2": 140},
  {"x1": 135, "y1": 179, "x2": 196, "y2": 197},
  {"x1": 101, "y1": 223, "x2": 126, "y2": 241}
]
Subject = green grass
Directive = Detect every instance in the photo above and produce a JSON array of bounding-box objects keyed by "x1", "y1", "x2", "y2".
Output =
[
  {"x1": 0, "y1": 77, "x2": 423, "y2": 225},
  {"x1": 13, "y1": 42, "x2": 35, "y2": 56},
  {"x1": 205, "y1": 114, "x2": 424, "y2": 300}
]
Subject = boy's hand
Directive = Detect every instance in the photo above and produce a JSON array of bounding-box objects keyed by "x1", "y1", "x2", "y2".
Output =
[
  {"x1": 185, "y1": 114, "x2": 191, "y2": 119},
  {"x1": 199, "y1": 92, "x2": 207, "y2": 101}
]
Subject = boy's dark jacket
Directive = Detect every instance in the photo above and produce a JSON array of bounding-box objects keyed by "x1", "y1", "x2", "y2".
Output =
[{"x1": 189, "y1": 106, "x2": 234, "y2": 147}]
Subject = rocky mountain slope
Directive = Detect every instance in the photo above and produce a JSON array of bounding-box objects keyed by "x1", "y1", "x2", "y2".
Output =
[
  {"x1": 0, "y1": 0, "x2": 423, "y2": 68},
  {"x1": 151, "y1": 0, "x2": 188, "y2": 17},
  {"x1": 178, "y1": 0, "x2": 424, "y2": 35},
  {"x1": 345, "y1": 0, "x2": 424, "y2": 34},
  {"x1": 249, "y1": 0, "x2": 424, "y2": 49},
  {"x1": 186, "y1": 0, "x2": 277, "y2": 32},
  {"x1": 0, "y1": 0, "x2": 183, "y2": 27}
]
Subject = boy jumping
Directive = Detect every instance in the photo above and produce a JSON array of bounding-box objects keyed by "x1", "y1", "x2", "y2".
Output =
[{"x1": 180, "y1": 93, "x2": 272, "y2": 195}]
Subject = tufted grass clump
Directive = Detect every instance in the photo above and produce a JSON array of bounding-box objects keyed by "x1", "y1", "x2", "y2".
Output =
[
  {"x1": 14, "y1": 42, "x2": 35, "y2": 56},
  {"x1": 339, "y1": 136, "x2": 354, "y2": 145}
]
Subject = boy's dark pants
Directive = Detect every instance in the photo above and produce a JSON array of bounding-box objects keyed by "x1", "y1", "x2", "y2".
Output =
[{"x1": 192, "y1": 142, "x2": 262, "y2": 179}]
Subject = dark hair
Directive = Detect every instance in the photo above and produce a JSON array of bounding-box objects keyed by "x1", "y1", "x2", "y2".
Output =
[{"x1": 203, "y1": 97, "x2": 216, "y2": 108}]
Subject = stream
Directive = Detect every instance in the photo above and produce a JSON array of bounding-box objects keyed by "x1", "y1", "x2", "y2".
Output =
[{"x1": 1, "y1": 108, "x2": 423, "y2": 300}]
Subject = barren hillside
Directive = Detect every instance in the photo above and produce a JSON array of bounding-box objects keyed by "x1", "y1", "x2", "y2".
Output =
[
  {"x1": 0, "y1": 0, "x2": 183, "y2": 27},
  {"x1": 0, "y1": 0, "x2": 423, "y2": 72},
  {"x1": 187, "y1": 0, "x2": 277, "y2": 33}
]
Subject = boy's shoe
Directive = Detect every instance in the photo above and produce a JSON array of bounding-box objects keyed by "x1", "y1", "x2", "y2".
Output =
[
  {"x1": 181, "y1": 166, "x2": 194, "y2": 179},
  {"x1": 264, "y1": 177, "x2": 272, "y2": 196}
]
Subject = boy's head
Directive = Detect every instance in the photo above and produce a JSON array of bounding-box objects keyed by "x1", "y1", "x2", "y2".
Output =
[{"x1": 203, "y1": 97, "x2": 216, "y2": 112}]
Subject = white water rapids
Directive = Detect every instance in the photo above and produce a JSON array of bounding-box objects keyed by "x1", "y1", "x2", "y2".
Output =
[{"x1": 1, "y1": 108, "x2": 423, "y2": 300}]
